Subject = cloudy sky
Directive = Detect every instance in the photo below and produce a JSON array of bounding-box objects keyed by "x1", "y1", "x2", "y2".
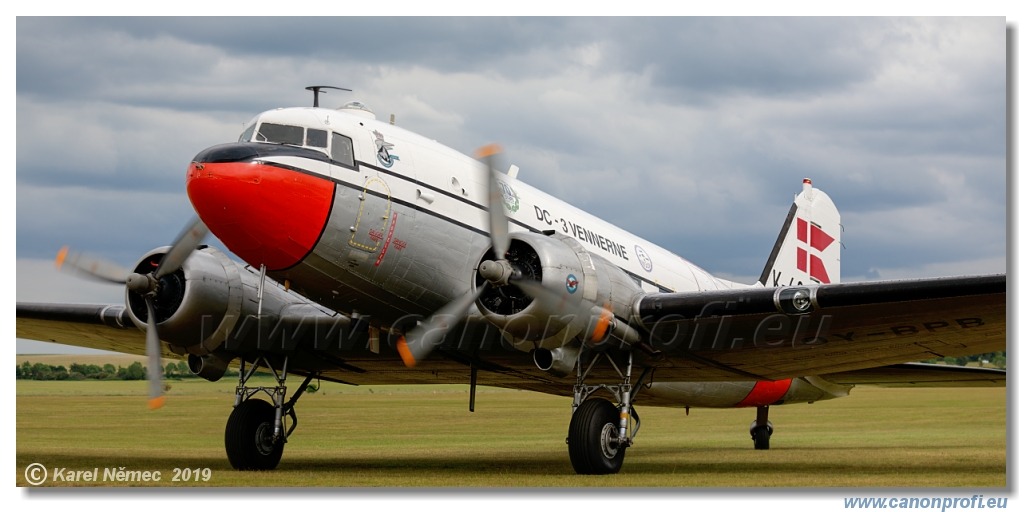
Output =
[{"x1": 14, "y1": 17, "x2": 1008, "y2": 353}]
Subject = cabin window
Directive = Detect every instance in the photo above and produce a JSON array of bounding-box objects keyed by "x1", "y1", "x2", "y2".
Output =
[
  {"x1": 306, "y1": 129, "x2": 328, "y2": 148},
  {"x1": 256, "y1": 123, "x2": 304, "y2": 145},
  {"x1": 332, "y1": 132, "x2": 355, "y2": 167}
]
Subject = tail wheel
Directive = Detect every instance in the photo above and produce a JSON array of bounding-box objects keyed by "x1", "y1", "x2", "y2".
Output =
[
  {"x1": 225, "y1": 399, "x2": 284, "y2": 470},
  {"x1": 752, "y1": 425, "x2": 772, "y2": 450},
  {"x1": 567, "y1": 398, "x2": 626, "y2": 474}
]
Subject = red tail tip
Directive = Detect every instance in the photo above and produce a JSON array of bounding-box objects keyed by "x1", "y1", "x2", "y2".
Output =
[{"x1": 475, "y1": 144, "x2": 503, "y2": 159}]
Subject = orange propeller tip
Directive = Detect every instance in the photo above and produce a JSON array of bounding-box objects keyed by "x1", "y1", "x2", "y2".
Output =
[
  {"x1": 148, "y1": 396, "x2": 166, "y2": 410},
  {"x1": 396, "y1": 337, "x2": 418, "y2": 368},
  {"x1": 589, "y1": 307, "x2": 613, "y2": 343},
  {"x1": 475, "y1": 143, "x2": 503, "y2": 159},
  {"x1": 55, "y1": 246, "x2": 69, "y2": 269}
]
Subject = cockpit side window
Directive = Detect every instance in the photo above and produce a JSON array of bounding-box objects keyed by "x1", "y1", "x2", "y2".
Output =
[
  {"x1": 238, "y1": 123, "x2": 257, "y2": 142},
  {"x1": 256, "y1": 123, "x2": 304, "y2": 145},
  {"x1": 305, "y1": 128, "x2": 325, "y2": 148},
  {"x1": 307, "y1": 129, "x2": 328, "y2": 148},
  {"x1": 331, "y1": 132, "x2": 355, "y2": 168}
]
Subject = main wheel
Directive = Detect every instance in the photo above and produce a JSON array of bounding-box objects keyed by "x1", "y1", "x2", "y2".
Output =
[
  {"x1": 567, "y1": 399, "x2": 626, "y2": 474},
  {"x1": 225, "y1": 399, "x2": 284, "y2": 470}
]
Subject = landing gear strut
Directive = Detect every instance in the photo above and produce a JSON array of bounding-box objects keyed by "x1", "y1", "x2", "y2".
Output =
[
  {"x1": 225, "y1": 355, "x2": 315, "y2": 470},
  {"x1": 749, "y1": 405, "x2": 773, "y2": 450},
  {"x1": 566, "y1": 350, "x2": 650, "y2": 474}
]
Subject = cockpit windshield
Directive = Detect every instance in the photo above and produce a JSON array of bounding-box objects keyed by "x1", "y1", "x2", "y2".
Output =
[
  {"x1": 256, "y1": 123, "x2": 304, "y2": 145},
  {"x1": 240, "y1": 119, "x2": 355, "y2": 168},
  {"x1": 238, "y1": 123, "x2": 256, "y2": 143}
]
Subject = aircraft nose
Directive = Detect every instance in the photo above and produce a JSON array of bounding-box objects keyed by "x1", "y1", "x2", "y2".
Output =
[{"x1": 186, "y1": 144, "x2": 334, "y2": 270}]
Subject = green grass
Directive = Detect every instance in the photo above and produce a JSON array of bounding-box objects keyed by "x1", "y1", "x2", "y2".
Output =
[{"x1": 16, "y1": 378, "x2": 1006, "y2": 487}]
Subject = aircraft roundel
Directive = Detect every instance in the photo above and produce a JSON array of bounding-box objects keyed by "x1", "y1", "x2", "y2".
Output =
[{"x1": 565, "y1": 274, "x2": 579, "y2": 294}]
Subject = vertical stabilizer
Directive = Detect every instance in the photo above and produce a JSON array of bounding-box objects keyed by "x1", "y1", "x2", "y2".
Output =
[{"x1": 758, "y1": 179, "x2": 841, "y2": 287}]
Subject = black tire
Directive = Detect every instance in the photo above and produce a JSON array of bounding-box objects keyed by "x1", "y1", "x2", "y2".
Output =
[
  {"x1": 225, "y1": 399, "x2": 284, "y2": 470},
  {"x1": 567, "y1": 399, "x2": 626, "y2": 474},
  {"x1": 752, "y1": 425, "x2": 771, "y2": 450}
]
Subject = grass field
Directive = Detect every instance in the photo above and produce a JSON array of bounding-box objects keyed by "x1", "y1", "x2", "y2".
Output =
[{"x1": 15, "y1": 357, "x2": 1007, "y2": 488}]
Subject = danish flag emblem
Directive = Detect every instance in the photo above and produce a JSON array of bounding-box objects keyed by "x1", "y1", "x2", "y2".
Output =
[{"x1": 796, "y1": 218, "x2": 834, "y2": 283}]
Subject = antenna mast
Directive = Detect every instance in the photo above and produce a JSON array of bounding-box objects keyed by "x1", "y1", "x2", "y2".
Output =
[{"x1": 305, "y1": 85, "x2": 352, "y2": 107}]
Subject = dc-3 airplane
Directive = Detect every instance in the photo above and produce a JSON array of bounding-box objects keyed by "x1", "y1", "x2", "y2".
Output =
[{"x1": 17, "y1": 86, "x2": 1006, "y2": 475}]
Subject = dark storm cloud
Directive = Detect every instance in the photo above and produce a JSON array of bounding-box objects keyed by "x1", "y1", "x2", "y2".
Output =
[
  {"x1": 601, "y1": 17, "x2": 883, "y2": 102},
  {"x1": 17, "y1": 17, "x2": 573, "y2": 100}
]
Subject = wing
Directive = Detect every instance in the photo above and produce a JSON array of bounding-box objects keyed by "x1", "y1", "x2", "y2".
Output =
[
  {"x1": 16, "y1": 274, "x2": 1005, "y2": 394},
  {"x1": 635, "y1": 274, "x2": 1006, "y2": 381},
  {"x1": 16, "y1": 303, "x2": 167, "y2": 357}
]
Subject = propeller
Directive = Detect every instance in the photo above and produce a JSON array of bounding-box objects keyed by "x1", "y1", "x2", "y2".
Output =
[
  {"x1": 56, "y1": 217, "x2": 209, "y2": 409},
  {"x1": 399, "y1": 143, "x2": 614, "y2": 367},
  {"x1": 398, "y1": 145, "x2": 513, "y2": 367}
]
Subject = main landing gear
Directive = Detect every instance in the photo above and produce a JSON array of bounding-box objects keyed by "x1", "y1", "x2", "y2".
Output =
[
  {"x1": 225, "y1": 355, "x2": 315, "y2": 470},
  {"x1": 566, "y1": 350, "x2": 650, "y2": 475},
  {"x1": 749, "y1": 405, "x2": 773, "y2": 450}
]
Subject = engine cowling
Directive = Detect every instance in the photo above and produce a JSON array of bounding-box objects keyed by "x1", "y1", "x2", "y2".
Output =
[
  {"x1": 474, "y1": 232, "x2": 644, "y2": 351},
  {"x1": 123, "y1": 246, "x2": 334, "y2": 356}
]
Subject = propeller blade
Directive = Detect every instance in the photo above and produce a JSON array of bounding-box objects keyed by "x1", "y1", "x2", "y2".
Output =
[
  {"x1": 397, "y1": 286, "x2": 486, "y2": 367},
  {"x1": 156, "y1": 217, "x2": 208, "y2": 278},
  {"x1": 479, "y1": 144, "x2": 510, "y2": 259},
  {"x1": 55, "y1": 246, "x2": 130, "y2": 284},
  {"x1": 144, "y1": 297, "x2": 166, "y2": 410}
]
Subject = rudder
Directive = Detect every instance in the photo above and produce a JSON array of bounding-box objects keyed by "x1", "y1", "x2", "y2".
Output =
[{"x1": 758, "y1": 179, "x2": 841, "y2": 287}]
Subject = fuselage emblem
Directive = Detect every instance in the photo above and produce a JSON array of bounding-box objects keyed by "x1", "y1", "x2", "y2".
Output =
[
  {"x1": 373, "y1": 130, "x2": 400, "y2": 168},
  {"x1": 565, "y1": 274, "x2": 579, "y2": 294},
  {"x1": 497, "y1": 180, "x2": 520, "y2": 214},
  {"x1": 635, "y1": 245, "x2": 653, "y2": 272}
]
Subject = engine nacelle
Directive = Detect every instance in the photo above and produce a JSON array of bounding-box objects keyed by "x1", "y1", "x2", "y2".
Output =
[
  {"x1": 474, "y1": 232, "x2": 644, "y2": 351},
  {"x1": 124, "y1": 246, "x2": 333, "y2": 356}
]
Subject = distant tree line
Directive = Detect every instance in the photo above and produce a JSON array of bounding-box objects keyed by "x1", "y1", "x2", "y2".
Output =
[
  {"x1": 16, "y1": 360, "x2": 239, "y2": 381},
  {"x1": 924, "y1": 352, "x2": 1005, "y2": 369},
  {"x1": 17, "y1": 352, "x2": 1004, "y2": 382}
]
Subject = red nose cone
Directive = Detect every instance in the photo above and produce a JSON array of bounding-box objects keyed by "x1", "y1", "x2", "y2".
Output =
[{"x1": 187, "y1": 160, "x2": 333, "y2": 270}]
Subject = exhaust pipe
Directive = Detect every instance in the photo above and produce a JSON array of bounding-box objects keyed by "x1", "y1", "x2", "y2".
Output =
[
  {"x1": 187, "y1": 352, "x2": 232, "y2": 382},
  {"x1": 533, "y1": 346, "x2": 579, "y2": 377}
]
